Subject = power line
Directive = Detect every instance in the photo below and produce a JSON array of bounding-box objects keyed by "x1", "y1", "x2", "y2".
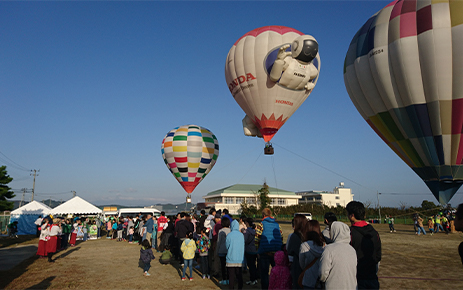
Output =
[
  {"x1": 273, "y1": 142, "x2": 377, "y2": 192},
  {"x1": 237, "y1": 149, "x2": 263, "y2": 184},
  {"x1": 34, "y1": 191, "x2": 73, "y2": 196},
  {"x1": 11, "y1": 175, "x2": 32, "y2": 182},
  {"x1": 0, "y1": 150, "x2": 31, "y2": 172}
]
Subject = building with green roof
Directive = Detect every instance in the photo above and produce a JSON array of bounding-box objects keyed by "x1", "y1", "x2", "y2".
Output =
[{"x1": 202, "y1": 184, "x2": 299, "y2": 214}]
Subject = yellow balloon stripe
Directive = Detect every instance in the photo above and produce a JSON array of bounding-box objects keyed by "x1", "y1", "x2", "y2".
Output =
[
  {"x1": 188, "y1": 162, "x2": 200, "y2": 168},
  {"x1": 173, "y1": 146, "x2": 187, "y2": 152}
]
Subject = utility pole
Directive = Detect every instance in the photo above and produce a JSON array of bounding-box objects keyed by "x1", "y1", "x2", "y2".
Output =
[
  {"x1": 30, "y1": 169, "x2": 39, "y2": 201},
  {"x1": 377, "y1": 191, "x2": 381, "y2": 224},
  {"x1": 72, "y1": 191, "x2": 76, "y2": 197},
  {"x1": 20, "y1": 188, "x2": 26, "y2": 207}
]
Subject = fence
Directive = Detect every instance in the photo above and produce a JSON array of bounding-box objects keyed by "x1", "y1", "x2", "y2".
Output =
[
  {"x1": 0, "y1": 214, "x2": 11, "y2": 233},
  {"x1": 247, "y1": 214, "x2": 421, "y2": 225}
]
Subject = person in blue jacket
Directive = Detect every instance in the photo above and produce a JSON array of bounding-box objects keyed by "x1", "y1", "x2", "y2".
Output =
[
  {"x1": 226, "y1": 219, "x2": 245, "y2": 289},
  {"x1": 255, "y1": 208, "x2": 283, "y2": 290}
]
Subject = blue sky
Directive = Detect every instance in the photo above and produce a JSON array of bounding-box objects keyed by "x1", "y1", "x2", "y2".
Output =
[{"x1": 2, "y1": 0, "x2": 459, "y2": 208}]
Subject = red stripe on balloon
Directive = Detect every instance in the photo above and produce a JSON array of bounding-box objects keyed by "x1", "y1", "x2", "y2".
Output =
[
  {"x1": 417, "y1": 5, "x2": 433, "y2": 35},
  {"x1": 181, "y1": 181, "x2": 199, "y2": 194},
  {"x1": 452, "y1": 99, "x2": 463, "y2": 135},
  {"x1": 400, "y1": 11, "x2": 417, "y2": 38},
  {"x1": 452, "y1": 99, "x2": 463, "y2": 164},
  {"x1": 390, "y1": 0, "x2": 404, "y2": 20},
  {"x1": 174, "y1": 157, "x2": 188, "y2": 163},
  {"x1": 234, "y1": 26, "x2": 303, "y2": 46}
]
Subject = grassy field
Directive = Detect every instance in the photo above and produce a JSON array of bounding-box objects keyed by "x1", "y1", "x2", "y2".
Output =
[{"x1": 0, "y1": 223, "x2": 462, "y2": 289}]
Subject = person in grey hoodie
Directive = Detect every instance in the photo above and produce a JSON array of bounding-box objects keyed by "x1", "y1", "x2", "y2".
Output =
[
  {"x1": 299, "y1": 220, "x2": 325, "y2": 289},
  {"x1": 319, "y1": 221, "x2": 357, "y2": 290}
]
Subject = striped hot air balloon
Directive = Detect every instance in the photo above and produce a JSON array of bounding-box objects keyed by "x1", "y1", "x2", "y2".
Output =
[
  {"x1": 161, "y1": 125, "x2": 219, "y2": 194},
  {"x1": 225, "y1": 26, "x2": 321, "y2": 143},
  {"x1": 344, "y1": 0, "x2": 463, "y2": 204}
]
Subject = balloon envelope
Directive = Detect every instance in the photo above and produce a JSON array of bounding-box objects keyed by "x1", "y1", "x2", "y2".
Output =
[
  {"x1": 344, "y1": 0, "x2": 463, "y2": 204},
  {"x1": 161, "y1": 125, "x2": 219, "y2": 194},
  {"x1": 225, "y1": 26, "x2": 321, "y2": 142}
]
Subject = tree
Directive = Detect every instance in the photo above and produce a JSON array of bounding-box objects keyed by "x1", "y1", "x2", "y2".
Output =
[
  {"x1": 258, "y1": 182, "x2": 271, "y2": 211},
  {"x1": 0, "y1": 166, "x2": 15, "y2": 211},
  {"x1": 398, "y1": 201, "x2": 408, "y2": 211},
  {"x1": 421, "y1": 200, "x2": 436, "y2": 210},
  {"x1": 240, "y1": 202, "x2": 258, "y2": 216}
]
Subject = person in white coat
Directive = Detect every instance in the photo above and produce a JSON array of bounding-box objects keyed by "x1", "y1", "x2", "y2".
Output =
[{"x1": 319, "y1": 222, "x2": 357, "y2": 290}]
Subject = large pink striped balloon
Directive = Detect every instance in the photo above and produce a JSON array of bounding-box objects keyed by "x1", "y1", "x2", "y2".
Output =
[{"x1": 344, "y1": 0, "x2": 463, "y2": 204}]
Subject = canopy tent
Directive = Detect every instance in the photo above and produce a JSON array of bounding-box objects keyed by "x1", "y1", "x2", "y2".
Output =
[
  {"x1": 49, "y1": 196, "x2": 102, "y2": 215},
  {"x1": 10, "y1": 201, "x2": 51, "y2": 235}
]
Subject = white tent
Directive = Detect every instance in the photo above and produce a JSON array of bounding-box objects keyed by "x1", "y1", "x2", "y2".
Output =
[
  {"x1": 10, "y1": 201, "x2": 51, "y2": 235},
  {"x1": 49, "y1": 196, "x2": 102, "y2": 215},
  {"x1": 11, "y1": 200, "x2": 51, "y2": 216}
]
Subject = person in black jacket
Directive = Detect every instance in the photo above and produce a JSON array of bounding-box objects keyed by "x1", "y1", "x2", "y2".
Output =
[
  {"x1": 175, "y1": 212, "x2": 194, "y2": 265},
  {"x1": 197, "y1": 210, "x2": 207, "y2": 235},
  {"x1": 346, "y1": 201, "x2": 381, "y2": 289}
]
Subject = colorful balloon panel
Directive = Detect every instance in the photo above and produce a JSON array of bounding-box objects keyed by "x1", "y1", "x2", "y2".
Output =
[
  {"x1": 161, "y1": 125, "x2": 219, "y2": 194},
  {"x1": 225, "y1": 26, "x2": 321, "y2": 142},
  {"x1": 344, "y1": 0, "x2": 463, "y2": 204}
]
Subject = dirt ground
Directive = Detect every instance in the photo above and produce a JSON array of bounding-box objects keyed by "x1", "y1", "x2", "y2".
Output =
[{"x1": 0, "y1": 223, "x2": 462, "y2": 289}]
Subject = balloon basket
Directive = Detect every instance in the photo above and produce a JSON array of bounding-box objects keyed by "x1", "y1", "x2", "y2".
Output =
[{"x1": 264, "y1": 142, "x2": 274, "y2": 155}]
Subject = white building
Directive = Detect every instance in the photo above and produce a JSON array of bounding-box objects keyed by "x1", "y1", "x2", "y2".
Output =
[
  {"x1": 202, "y1": 184, "x2": 300, "y2": 215},
  {"x1": 297, "y1": 183, "x2": 354, "y2": 207}
]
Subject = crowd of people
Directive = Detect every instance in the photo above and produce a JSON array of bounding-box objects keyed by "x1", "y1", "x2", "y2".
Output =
[
  {"x1": 383, "y1": 210, "x2": 458, "y2": 236},
  {"x1": 34, "y1": 215, "x2": 101, "y2": 262},
  {"x1": 416, "y1": 211, "x2": 456, "y2": 235},
  {"x1": 119, "y1": 201, "x2": 382, "y2": 290},
  {"x1": 30, "y1": 202, "x2": 463, "y2": 289}
]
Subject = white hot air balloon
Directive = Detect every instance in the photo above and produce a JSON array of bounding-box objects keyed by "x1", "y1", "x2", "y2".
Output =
[{"x1": 225, "y1": 26, "x2": 321, "y2": 154}]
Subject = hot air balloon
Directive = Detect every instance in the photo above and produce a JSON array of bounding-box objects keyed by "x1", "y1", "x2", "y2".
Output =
[
  {"x1": 161, "y1": 125, "x2": 219, "y2": 197},
  {"x1": 344, "y1": 0, "x2": 463, "y2": 204},
  {"x1": 225, "y1": 26, "x2": 321, "y2": 154}
]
